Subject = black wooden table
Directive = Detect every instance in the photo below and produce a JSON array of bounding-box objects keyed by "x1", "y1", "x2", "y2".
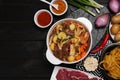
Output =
[{"x1": 0, "y1": 0, "x2": 111, "y2": 80}]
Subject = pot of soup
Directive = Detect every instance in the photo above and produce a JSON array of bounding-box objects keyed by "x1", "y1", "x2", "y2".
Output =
[{"x1": 46, "y1": 17, "x2": 93, "y2": 65}]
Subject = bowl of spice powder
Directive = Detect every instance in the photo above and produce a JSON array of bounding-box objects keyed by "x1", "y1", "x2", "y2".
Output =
[{"x1": 50, "y1": 0, "x2": 68, "y2": 16}]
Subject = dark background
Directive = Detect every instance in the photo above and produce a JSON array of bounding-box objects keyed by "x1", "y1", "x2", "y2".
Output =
[{"x1": 0, "y1": 0, "x2": 110, "y2": 80}]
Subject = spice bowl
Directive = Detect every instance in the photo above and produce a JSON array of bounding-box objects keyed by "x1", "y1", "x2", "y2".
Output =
[
  {"x1": 34, "y1": 9, "x2": 53, "y2": 28},
  {"x1": 50, "y1": 0, "x2": 68, "y2": 16}
]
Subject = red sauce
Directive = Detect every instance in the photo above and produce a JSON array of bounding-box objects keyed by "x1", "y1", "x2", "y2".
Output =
[{"x1": 37, "y1": 11, "x2": 51, "y2": 27}]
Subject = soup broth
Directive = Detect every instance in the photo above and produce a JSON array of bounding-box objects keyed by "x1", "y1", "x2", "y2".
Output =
[{"x1": 49, "y1": 20, "x2": 90, "y2": 62}]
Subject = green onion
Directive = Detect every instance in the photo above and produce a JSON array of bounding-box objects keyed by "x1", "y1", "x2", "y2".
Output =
[
  {"x1": 66, "y1": 0, "x2": 104, "y2": 16},
  {"x1": 76, "y1": 0, "x2": 103, "y2": 9},
  {"x1": 66, "y1": 0, "x2": 96, "y2": 16}
]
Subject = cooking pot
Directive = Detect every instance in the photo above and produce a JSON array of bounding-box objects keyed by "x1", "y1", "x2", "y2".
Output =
[{"x1": 46, "y1": 17, "x2": 93, "y2": 65}]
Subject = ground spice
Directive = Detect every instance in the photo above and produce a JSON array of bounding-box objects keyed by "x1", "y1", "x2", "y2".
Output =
[{"x1": 52, "y1": 0, "x2": 66, "y2": 14}]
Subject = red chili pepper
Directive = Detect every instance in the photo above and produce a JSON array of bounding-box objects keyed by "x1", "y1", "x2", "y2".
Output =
[{"x1": 90, "y1": 29, "x2": 110, "y2": 54}]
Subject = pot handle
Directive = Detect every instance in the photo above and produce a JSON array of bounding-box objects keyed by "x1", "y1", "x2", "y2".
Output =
[
  {"x1": 46, "y1": 49, "x2": 62, "y2": 65},
  {"x1": 76, "y1": 17, "x2": 93, "y2": 32}
]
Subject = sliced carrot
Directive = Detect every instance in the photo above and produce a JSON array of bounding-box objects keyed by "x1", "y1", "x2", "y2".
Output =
[
  {"x1": 77, "y1": 43, "x2": 88, "y2": 60},
  {"x1": 80, "y1": 47, "x2": 84, "y2": 52},
  {"x1": 75, "y1": 52, "x2": 86, "y2": 60},
  {"x1": 75, "y1": 55, "x2": 82, "y2": 60},
  {"x1": 80, "y1": 43, "x2": 88, "y2": 53},
  {"x1": 81, "y1": 52, "x2": 86, "y2": 57},
  {"x1": 84, "y1": 43, "x2": 88, "y2": 47}
]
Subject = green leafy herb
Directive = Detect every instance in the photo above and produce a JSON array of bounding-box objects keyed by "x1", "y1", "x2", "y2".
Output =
[{"x1": 66, "y1": 0, "x2": 104, "y2": 16}]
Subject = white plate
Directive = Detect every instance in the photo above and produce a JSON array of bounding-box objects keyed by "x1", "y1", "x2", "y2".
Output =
[
  {"x1": 109, "y1": 12, "x2": 120, "y2": 42},
  {"x1": 50, "y1": 66, "x2": 103, "y2": 80},
  {"x1": 109, "y1": 22, "x2": 114, "y2": 40}
]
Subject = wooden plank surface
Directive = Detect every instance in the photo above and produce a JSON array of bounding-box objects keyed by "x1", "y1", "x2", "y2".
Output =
[{"x1": 0, "y1": 0, "x2": 109, "y2": 80}]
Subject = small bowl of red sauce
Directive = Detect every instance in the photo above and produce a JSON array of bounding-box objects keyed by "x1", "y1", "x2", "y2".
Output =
[
  {"x1": 50, "y1": 0, "x2": 68, "y2": 16},
  {"x1": 34, "y1": 9, "x2": 53, "y2": 28}
]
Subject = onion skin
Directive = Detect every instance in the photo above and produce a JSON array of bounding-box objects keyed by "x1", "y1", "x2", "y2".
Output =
[
  {"x1": 95, "y1": 13, "x2": 110, "y2": 27},
  {"x1": 109, "y1": 0, "x2": 120, "y2": 13}
]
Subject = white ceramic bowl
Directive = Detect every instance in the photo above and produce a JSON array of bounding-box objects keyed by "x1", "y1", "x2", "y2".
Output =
[
  {"x1": 46, "y1": 17, "x2": 93, "y2": 65},
  {"x1": 34, "y1": 9, "x2": 53, "y2": 28},
  {"x1": 50, "y1": 0, "x2": 68, "y2": 16}
]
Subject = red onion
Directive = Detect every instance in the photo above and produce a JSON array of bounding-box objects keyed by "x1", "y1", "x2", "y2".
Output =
[
  {"x1": 95, "y1": 13, "x2": 110, "y2": 27},
  {"x1": 109, "y1": 0, "x2": 120, "y2": 13}
]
